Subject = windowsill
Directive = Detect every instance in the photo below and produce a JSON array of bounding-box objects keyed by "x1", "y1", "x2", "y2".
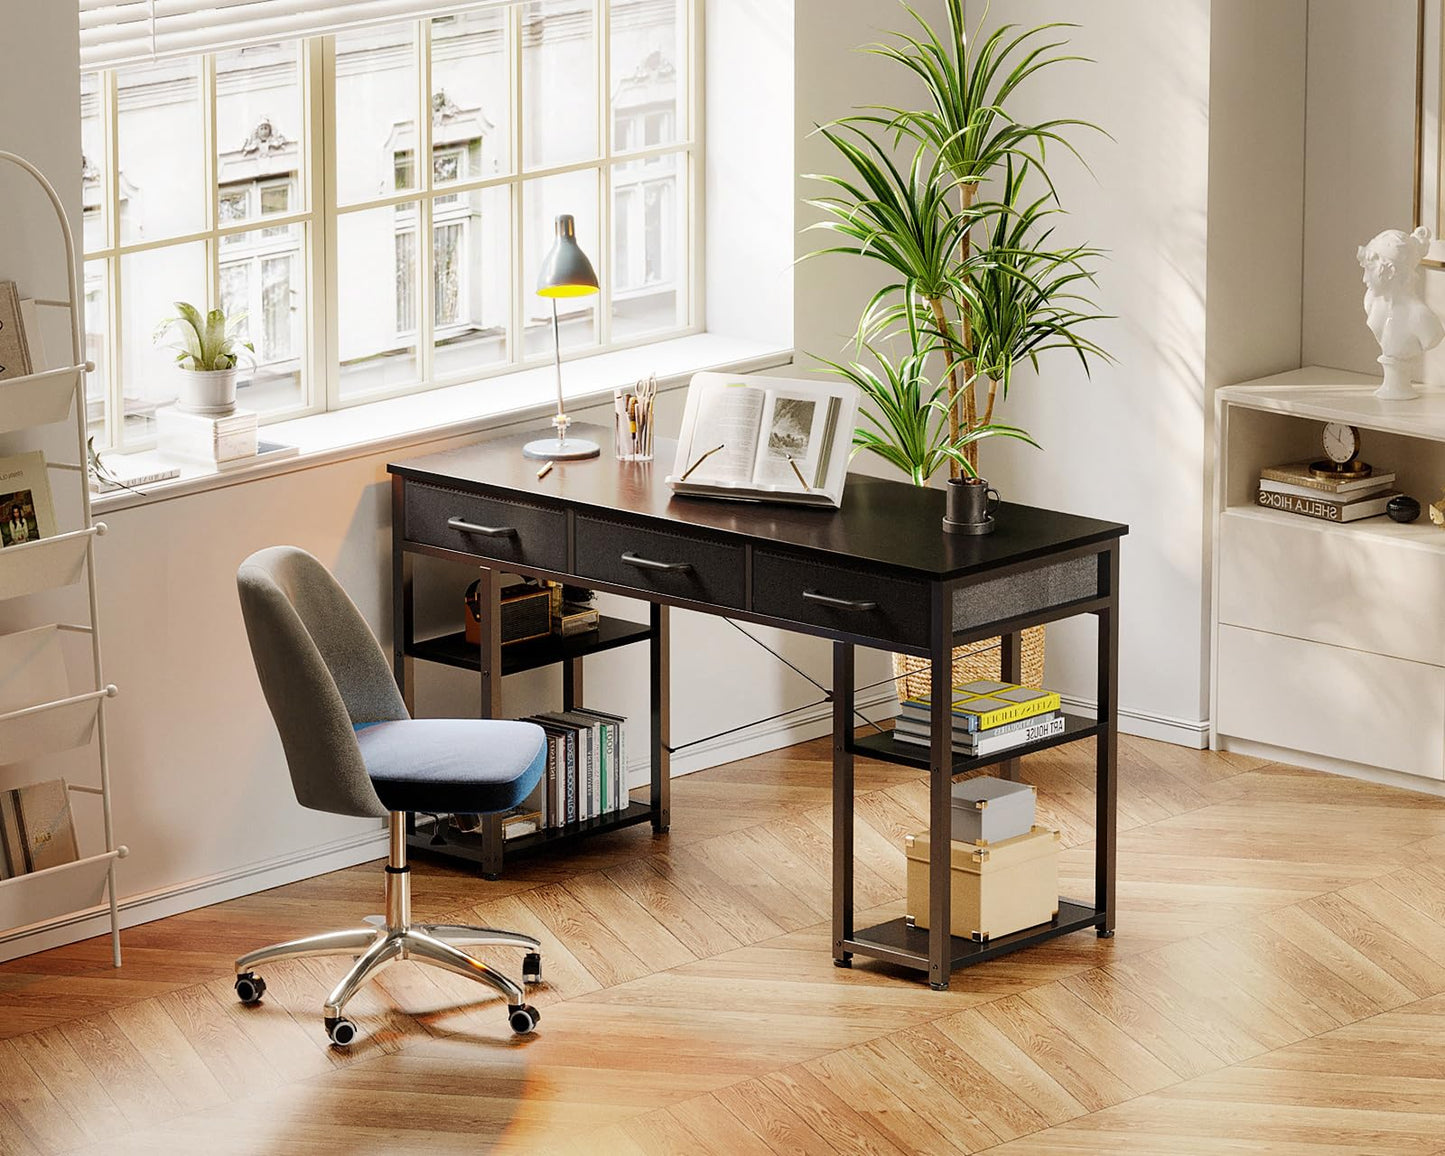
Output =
[{"x1": 92, "y1": 334, "x2": 794, "y2": 513}]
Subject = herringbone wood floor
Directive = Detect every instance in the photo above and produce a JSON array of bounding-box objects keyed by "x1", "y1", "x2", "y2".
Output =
[{"x1": 5, "y1": 732, "x2": 1445, "y2": 1155}]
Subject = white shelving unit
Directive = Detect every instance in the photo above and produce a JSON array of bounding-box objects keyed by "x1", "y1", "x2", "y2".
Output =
[
  {"x1": 1212, "y1": 366, "x2": 1445, "y2": 791},
  {"x1": 0, "y1": 151, "x2": 126, "y2": 964}
]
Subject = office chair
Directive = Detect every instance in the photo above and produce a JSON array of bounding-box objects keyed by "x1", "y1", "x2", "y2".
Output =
[{"x1": 232, "y1": 545, "x2": 548, "y2": 1046}]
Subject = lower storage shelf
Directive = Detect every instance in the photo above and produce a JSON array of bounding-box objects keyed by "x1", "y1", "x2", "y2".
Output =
[
  {"x1": 844, "y1": 899, "x2": 1104, "y2": 973},
  {"x1": 409, "y1": 801, "x2": 657, "y2": 868},
  {"x1": 0, "y1": 848, "x2": 124, "y2": 934},
  {"x1": 848, "y1": 713, "x2": 1102, "y2": 774}
]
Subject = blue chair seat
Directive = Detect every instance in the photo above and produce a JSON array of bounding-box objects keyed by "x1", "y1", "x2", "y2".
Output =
[{"x1": 356, "y1": 719, "x2": 547, "y2": 815}]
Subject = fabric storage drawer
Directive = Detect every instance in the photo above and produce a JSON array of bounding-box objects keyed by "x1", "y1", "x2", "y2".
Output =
[
  {"x1": 403, "y1": 483, "x2": 567, "y2": 571},
  {"x1": 951, "y1": 777, "x2": 1037, "y2": 845},
  {"x1": 574, "y1": 516, "x2": 746, "y2": 609},
  {"x1": 905, "y1": 827, "x2": 1060, "y2": 942},
  {"x1": 752, "y1": 550, "x2": 928, "y2": 648}
]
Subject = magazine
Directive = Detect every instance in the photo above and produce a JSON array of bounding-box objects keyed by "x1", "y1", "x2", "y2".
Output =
[
  {"x1": 667, "y1": 371, "x2": 860, "y2": 508},
  {"x1": 0, "y1": 451, "x2": 57, "y2": 548}
]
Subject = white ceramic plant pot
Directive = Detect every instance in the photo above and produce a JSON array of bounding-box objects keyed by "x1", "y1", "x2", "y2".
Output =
[{"x1": 176, "y1": 367, "x2": 239, "y2": 416}]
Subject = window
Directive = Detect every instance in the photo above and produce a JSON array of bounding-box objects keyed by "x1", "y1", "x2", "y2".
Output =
[{"x1": 81, "y1": 0, "x2": 697, "y2": 449}]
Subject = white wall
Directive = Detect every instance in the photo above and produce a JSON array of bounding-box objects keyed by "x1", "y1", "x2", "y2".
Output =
[
  {"x1": 1301, "y1": 0, "x2": 1423, "y2": 379},
  {"x1": 2, "y1": 0, "x2": 934, "y2": 960},
  {"x1": 0, "y1": 0, "x2": 1329, "y2": 959},
  {"x1": 964, "y1": 0, "x2": 1214, "y2": 740}
]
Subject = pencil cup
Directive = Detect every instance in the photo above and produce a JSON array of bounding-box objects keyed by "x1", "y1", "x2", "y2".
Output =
[{"x1": 614, "y1": 387, "x2": 655, "y2": 462}]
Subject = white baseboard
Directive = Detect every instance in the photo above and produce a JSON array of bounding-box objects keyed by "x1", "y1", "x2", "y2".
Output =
[
  {"x1": 1216, "y1": 735, "x2": 1445, "y2": 797},
  {"x1": 0, "y1": 827, "x2": 389, "y2": 964},
  {"x1": 1060, "y1": 694, "x2": 1211, "y2": 750},
  {"x1": 1, "y1": 686, "x2": 899, "y2": 964}
]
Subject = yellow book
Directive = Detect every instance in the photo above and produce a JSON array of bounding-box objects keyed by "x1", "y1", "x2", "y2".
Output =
[{"x1": 901, "y1": 680, "x2": 1061, "y2": 734}]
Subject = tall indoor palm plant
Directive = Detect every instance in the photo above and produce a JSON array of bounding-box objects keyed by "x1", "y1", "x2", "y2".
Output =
[{"x1": 806, "y1": 1, "x2": 1108, "y2": 480}]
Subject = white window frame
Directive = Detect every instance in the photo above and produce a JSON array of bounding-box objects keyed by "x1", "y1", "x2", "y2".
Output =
[{"x1": 81, "y1": 0, "x2": 703, "y2": 451}]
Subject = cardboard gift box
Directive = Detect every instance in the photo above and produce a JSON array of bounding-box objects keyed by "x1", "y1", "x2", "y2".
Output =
[
  {"x1": 904, "y1": 826, "x2": 1059, "y2": 942},
  {"x1": 950, "y1": 776, "x2": 1037, "y2": 845}
]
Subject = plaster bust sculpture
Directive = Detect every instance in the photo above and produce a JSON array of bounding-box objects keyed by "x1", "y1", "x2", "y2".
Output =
[{"x1": 1358, "y1": 225, "x2": 1444, "y2": 401}]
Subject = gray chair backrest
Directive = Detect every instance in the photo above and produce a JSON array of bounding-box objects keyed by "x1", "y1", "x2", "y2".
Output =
[{"x1": 236, "y1": 546, "x2": 408, "y2": 818}]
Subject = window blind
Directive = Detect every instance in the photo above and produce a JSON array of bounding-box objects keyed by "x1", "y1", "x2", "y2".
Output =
[{"x1": 80, "y1": 0, "x2": 511, "y2": 70}]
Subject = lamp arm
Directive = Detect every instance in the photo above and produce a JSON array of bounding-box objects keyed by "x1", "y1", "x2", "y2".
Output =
[{"x1": 551, "y1": 299, "x2": 571, "y2": 444}]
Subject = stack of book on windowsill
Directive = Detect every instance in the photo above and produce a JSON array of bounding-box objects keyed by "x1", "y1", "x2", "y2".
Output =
[
  {"x1": 1255, "y1": 461, "x2": 1399, "y2": 524},
  {"x1": 893, "y1": 680, "x2": 1064, "y2": 759}
]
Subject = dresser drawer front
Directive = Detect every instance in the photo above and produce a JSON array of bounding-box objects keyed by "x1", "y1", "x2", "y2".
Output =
[
  {"x1": 574, "y1": 516, "x2": 746, "y2": 608},
  {"x1": 753, "y1": 550, "x2": 928, "y2": 648},
  {"x1": 404, "y1": 483, "x2": 567, "y2": 570},
  {"x1": 1216, "y1": 625, "x2": 1445, "y2": 780},
  {"x1": 1219, "y1": 508, "x2": 1445, "y2": 667}
]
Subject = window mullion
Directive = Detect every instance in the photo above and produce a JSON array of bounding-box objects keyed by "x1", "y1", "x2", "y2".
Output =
[
  {"x1": 101, "y1": 68, "x2": 122, "y2": 450},
  {"x1": 418, "y1": 18, "x2": 436, "y2": 387},
  {"x1": 304, "y1": 36, "x2": 329, "y2": 417},
  {"x1": 596, "y1": 0, "x2": 611, "y2": 348},
  {"x1": 204, "y1": 54, "x2": 219, "y2": 313},
  {"x1": 688, "y1": 0, "x2": 703, "y2": 333},
  {"x1": 509, "y1": 3, "x2": 524, "y2": 365},
  {"x1": 320, "y1": 36, "x2": 342, "y2": 411}
]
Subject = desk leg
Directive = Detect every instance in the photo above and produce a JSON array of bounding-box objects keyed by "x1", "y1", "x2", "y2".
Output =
[
  {"x1": 832, "y1": 641, "x2": 854, "y2": 968},
  {"x1": 1096, "y1": 542, "x2": 1120, "y2": 937},
  {"x1": 650, "y1": 603, "x2": 671, "y2": 834},
  {"x1": 999, "y1": 630, "x2": 1023, "y2": 783},
  {"x1": 477, "y1": 564, "x2": 504, "y2": 879},
  {"x1": 929, "y1": 584, "x2": 953, "y2": 990},
  {"x1": 391, "y1": 477, "x2": 414, "y2": 712},
  {"x1": 563, "y1": 657, "x2": 583, "y2": 712}
]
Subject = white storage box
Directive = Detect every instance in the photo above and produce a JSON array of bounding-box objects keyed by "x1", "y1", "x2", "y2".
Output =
[
  {"x1": 905, "y1": 826, "x2": 1060, "y2": 942},
  {"x1": 950, "y1": 776, "x2": 1036, "y2": 845},
  {"x1": 156, "y1": 405, "x2": 257, "y2": 464}
]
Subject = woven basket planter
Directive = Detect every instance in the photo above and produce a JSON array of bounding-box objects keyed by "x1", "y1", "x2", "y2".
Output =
[{"x1": 892, "y1": 625, "x2": 1046, "y2": 703}]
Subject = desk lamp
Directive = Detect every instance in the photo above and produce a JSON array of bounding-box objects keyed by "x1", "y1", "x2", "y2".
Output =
[{"x1": 523, "y1": 213, "x2": 601, "y2": 460}]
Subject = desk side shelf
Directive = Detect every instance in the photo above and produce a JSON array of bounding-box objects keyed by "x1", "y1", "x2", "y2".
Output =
[
  {"x1": 848, "y1": 713, "x2": 1103, "y2": 775},
  {"x1": 407, "y1": 615, "x2": 652, "y2": 677}
]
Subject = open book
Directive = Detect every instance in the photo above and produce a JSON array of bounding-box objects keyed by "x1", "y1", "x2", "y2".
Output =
[{"x1": 667, "y1": 372, "x2": 860, "y2": 508}]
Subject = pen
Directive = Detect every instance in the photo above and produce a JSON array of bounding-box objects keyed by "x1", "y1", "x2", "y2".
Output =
[{"x1": 679, "y1": 443, "x2": 726, "y2": 482}]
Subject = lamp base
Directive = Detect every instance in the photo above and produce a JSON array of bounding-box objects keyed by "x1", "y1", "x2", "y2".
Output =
[{"x1": 522, "y1": 436, "x2": 600, "y2": 461}]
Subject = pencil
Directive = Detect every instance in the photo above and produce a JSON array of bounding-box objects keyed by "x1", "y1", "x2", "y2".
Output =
[
  {"x1": 786, "y1": 454, "x2": 809, "y2": 489},
  {"x1": 679, "y1": 443, "x2": 726, "y2": 482}
]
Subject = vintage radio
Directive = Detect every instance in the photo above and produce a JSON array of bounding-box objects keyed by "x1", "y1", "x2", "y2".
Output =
[{"x1": 464, "y1": 581, "x2": 553, "y2": 647}]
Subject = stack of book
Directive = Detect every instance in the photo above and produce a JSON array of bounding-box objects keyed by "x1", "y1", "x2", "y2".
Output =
[
  {"x1": 1256, "y1": 461, "x2": 1398, "y2": 524},
  {"x1": 894, "y1": 679, "x2": 1064, "y2": 758},
  {"x1": 494, "y1": 709, "x2": 629, "y2": 839}
]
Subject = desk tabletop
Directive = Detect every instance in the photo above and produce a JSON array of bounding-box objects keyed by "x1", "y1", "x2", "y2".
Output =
[{"x1": 390, "y1": 423, "x2": 1127, "y2": 581}]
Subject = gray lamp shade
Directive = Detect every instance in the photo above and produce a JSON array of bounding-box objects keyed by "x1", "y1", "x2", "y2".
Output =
[{"x1": 537, "y1": 214, "x2": 599, "y2": 298}]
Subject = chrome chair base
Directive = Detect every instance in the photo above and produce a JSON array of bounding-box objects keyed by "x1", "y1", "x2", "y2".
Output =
[{"x1": 233, "y1": 814, "x2": 541, "y2": 1044}]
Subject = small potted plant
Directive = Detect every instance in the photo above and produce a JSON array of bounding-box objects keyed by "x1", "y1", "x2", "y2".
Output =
[{"x1": 154, "y1": 302, "x2": 254, "y2": 416}]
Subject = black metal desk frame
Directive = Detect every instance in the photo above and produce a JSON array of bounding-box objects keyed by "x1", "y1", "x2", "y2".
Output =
[{"x1": 389, "y1": 426, "x2": 1125, "y2": 988}]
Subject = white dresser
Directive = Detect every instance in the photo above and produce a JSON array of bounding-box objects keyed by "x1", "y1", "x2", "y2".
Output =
[{"x1": 1212, "y1": 367, "x2": 1445, "y2": 791}]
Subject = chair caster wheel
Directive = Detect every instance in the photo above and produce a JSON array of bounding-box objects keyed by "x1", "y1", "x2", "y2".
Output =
[
  {"x1": 325, "y1": 1016, "x2": 358, "y2": 1047},
  {"x1": 234, "y1": 972, "x2": 266, "y2": 1004},
  {"x1": 1098, "y1": 929, "x2": 1116, "y2": 939},
  {"x1": 522, "y1": 952, "x2": 542, "y2": 984},
  {"x1": 509, "y1": 1004, "x2": 540, "y2": 1034},
  {"x1": 833, "y1": 957, "x2": 852, "y2": 969}
]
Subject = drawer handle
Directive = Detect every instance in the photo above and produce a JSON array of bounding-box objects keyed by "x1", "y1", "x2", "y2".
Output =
[
  {"x1": 448, "y1": 516, "x2": 516, "y2": 538},
  {"x1": 621, "y1": 551, "x2": 694, "y2": 574},
  {"x1": 802, "y1": 589, "x2": 878, "y2": 612}
]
